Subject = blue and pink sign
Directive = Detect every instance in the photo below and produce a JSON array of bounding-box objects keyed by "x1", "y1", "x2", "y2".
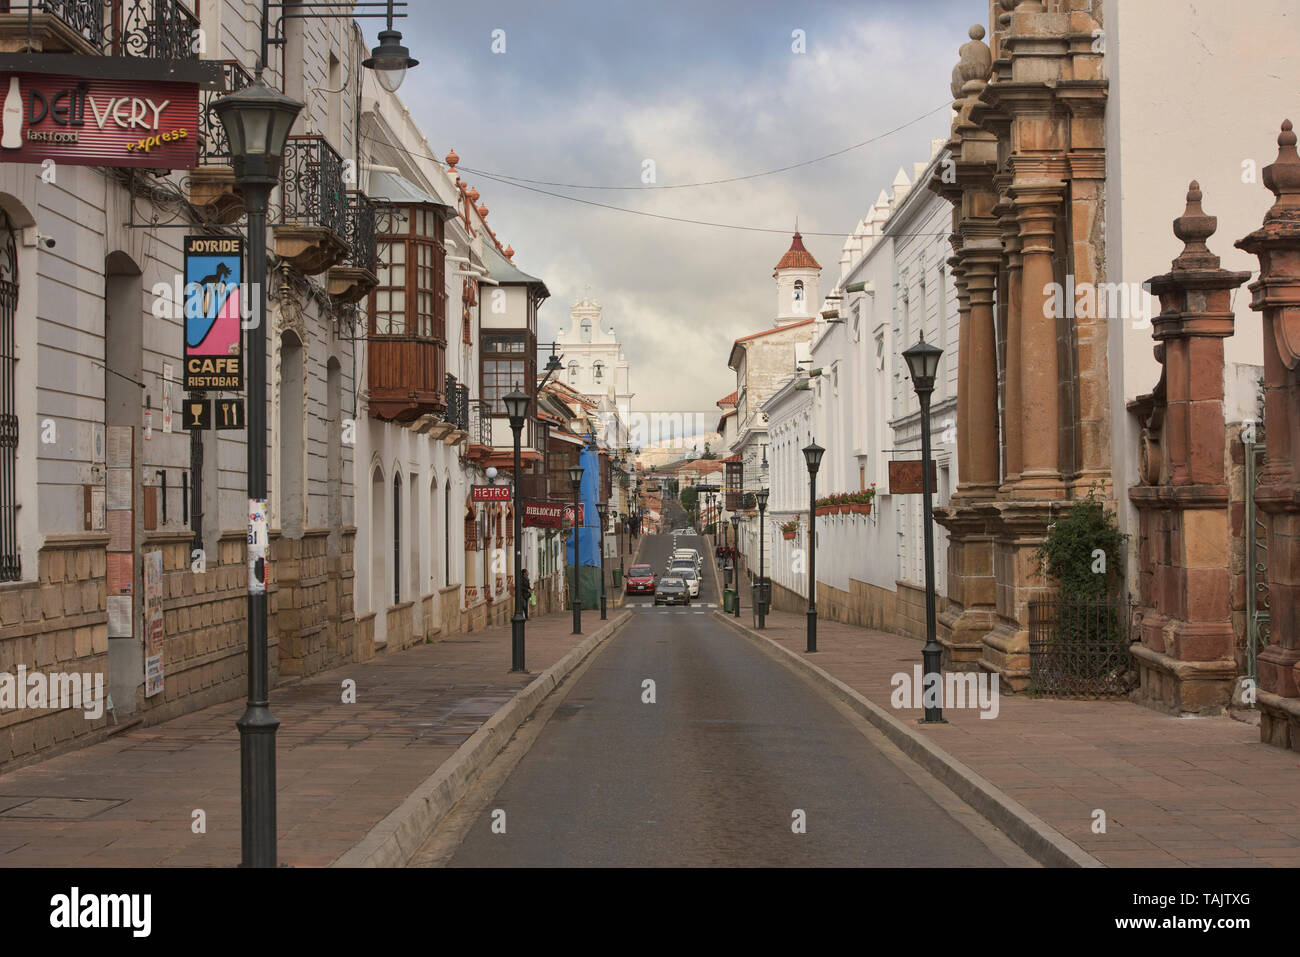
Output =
[{"x1": 183, "y1": 235, "x2": 244, "y2": 392}]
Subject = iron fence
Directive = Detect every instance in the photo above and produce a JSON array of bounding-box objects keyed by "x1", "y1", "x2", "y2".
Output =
[
  {"x1": 278, "y1": 135, "x2": 346, "y2": 237},
  {"x1": 198, "y1": 59, "x2": 253, "y2": 166},
  {"x1": 9, "y1": 0, "x2": 201, "y2": 59},
  {"x1": 445, "y1": 375, "x2": 468, "y2": 432},
  {"x1": 467, "y1": 398, "x2": 492, "y2": 447},
  {"x1": 340, "y1": 190, "x2": 377, "y2": 274},
  {"x1": 1028, "y1": 595, "x2": 1134, "y2": 697}
]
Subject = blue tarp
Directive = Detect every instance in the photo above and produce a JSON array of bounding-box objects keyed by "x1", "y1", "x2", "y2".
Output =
[{"x1": 566, "y1": 444, "x2": 601, "y2": 568}]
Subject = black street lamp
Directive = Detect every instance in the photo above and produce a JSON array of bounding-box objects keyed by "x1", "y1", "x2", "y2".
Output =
[
  {"x1": 568, "y1": 464, "x2": 584, "y2": 635},
  {"x1": 211, "y1": 75, "x2": 302, "y2": 871},
  {"x1": 730, "y1": 514, "x2": 741, "y2": 618},
  {"x1": 361, "y1": 4, "x2": 419, "y2": 93},
  {"x1": 903, "y1": 332, "x2": 945, "y2": 724},
  {"x1": 756, "y1": 487, "x2": 769, "y2": 629},
  {"x1": 504, "y1": 389, "x2": 530, "y2": 673},
  {"x1": 596, "y1": 502, "x2": 608, "y2": 621},
  {"x1": 803, "y1": 441, "x2": 824, "y2": 653}
]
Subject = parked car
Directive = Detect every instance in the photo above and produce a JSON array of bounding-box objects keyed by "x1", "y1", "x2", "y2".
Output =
[
  {"x1": 625, "y1": 564, "x2": 656, "y2": 595},
  {"x1": 655, "y1": 578, "x2": 690, "y2": 605},
  {"x1": 678, "y1": 567, "x2": 700, "y2": 598}
]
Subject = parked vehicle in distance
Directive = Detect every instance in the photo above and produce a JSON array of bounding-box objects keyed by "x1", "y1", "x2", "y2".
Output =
[
  {"x1": 678, "y1": 567, "x2": 700, "y2": 597},
  {"x1": 655, "y1": 578, "x2": 690, "y2": 605},
  {"x1": 625, "y1": 564, "x2": 656, "y2": 594}
]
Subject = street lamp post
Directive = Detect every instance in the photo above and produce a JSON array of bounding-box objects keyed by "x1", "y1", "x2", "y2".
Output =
[
  {"x1": 730, "y1": 514, "x2": 741, "y2": 618},
  {"x1": 596, "y1": 502, "x2": 608, "y2": 621},
  {"x1": 568, "y1": 465, "x2": 584, "y2": 635},
  {"x1": 756, "y1": 488, "x2": 769, "y2": 629},
  {"x1": 212, "y1": 75, "x2": 303, "y2": 871},
  {"x1": 803, "y1": 442, "x2": 824, "y2": 653},
  {"x1": 903, "y1": 333, "x2": 945, "y2": 724},
  {"x1": 504, "y1": 389, "x2": 530, "y2": 673}
]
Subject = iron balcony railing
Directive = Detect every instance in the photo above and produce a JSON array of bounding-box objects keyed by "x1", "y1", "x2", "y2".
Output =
[
  {"x1": 1028, "y1": 595, "x2": 1134, "y2": 698},
  {"x1": 7, "y1": 0, "x2": 201, "y2": 59},
  {"x1": 277, "y1": 135, "x2": 346, "y2": 237},
  {"x1": 198, "y1": 59, "x2": 253, "y2": 166},
  {"x1": 467, "y1": 398, "x2": 492, "y2": 447},
  {"x1": 341, "y1": 190, "x2": 377, "y2": 274},
  {"x1": 444, "y1": 375, "x2": 468, "y2": 432}
]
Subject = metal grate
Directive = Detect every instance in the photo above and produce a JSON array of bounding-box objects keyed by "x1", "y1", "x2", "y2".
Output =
[
  {"x1": 278, "y1": 135, "x2": 346, "y2": 237},
  {"x1": 0, "y1": 211, "x2": 18, "y2": 582},
  {"x1": 10, "y1": 1, "x2": 202, "y2": 60},
  {"x1": 1028, "y1": 595, "x2": 1133, "y2": 697},
  {"x1": 198, "y1": 59, "x2": 253, "y2": 166}
]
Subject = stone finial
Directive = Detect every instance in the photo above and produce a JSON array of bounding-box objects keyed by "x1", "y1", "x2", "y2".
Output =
[
  {"x1": 445, "y1": 148, "x2": 459, "y2": 169},
  {"x1": 467, "y1": 186, "x2": 480, "y2": 203},
  {"x1": 477, "y1": 203, "x2": 489, "y2": 218},
  {"x1": 1262, "y1": 119, "x2": 1300, "y2": 223},
  {"x1": 504, "y1": 244, "x2": 514, "y2": 260},
  {"x1": 951, "y1": 62, "x2": 964, "y2": 100},
  {"x1": 957, "y1": 24, "x2": 992, "y2": 96},
  {"x1": 1172, "y1": 181, "x2": 1220, "y2": 270}
]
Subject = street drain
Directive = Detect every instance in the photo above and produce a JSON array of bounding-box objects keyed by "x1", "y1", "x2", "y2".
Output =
[{"x1": 0, "y1": 797, "x2": 126, "y2": 820}]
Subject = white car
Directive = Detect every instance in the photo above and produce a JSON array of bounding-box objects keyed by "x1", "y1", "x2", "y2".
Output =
[
  {"x1": 678, "y1": 567, "x2": 700, "y2": 598},
  {"x1": 672, "y1": 548, "x2": 701, "y2": 571}
]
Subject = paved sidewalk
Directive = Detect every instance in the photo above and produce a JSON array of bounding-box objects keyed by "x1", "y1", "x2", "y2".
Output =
[
  {"x1": 0, "y1": 611, "x2": 602, "y2": 867},
  {"x1": 745, "y1": 610, "x2": 1300, "y2": 867}
]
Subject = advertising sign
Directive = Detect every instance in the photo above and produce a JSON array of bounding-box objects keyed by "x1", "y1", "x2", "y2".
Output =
[
  {"x1": 143, "y1": 550, "x2": 164, "y2": 698},
  {"x1": 472, "y1": 484, "x2": 512, "y2": 502},
  {"x1": 0, "y1": 72, "x2": 198, "y2": 169},
  {"x1": 888, "y1": 460, "x2": 939, "y2": 495},
  {"x1": 523, "y1": 501, "x2": 585, "y2": 528},
  {"x1": 183, "y1": 235, "x2": 244, "y2": 392}
]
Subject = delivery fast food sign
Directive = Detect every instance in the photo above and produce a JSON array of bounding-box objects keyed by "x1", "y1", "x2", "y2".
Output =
[{"x1": 0, "y1": 72, "x2": 199, "y2": 169}]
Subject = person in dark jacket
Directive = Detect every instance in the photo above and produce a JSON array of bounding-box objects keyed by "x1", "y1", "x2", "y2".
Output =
[{"x1": 521, "y1": 568, "x2": 533, "y2": 619}]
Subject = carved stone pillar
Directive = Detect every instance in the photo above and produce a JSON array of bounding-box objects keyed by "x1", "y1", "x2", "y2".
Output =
[
  {"x1": 1237, "y1": 120, "x2": 1300, "y2": 750},
  {"x1": 998, "y1": 191, "x2": 1024, "y2": 487},
  {"x1": 964, "y1": 249, "x2": 1002, "y2": 494},
  {"x1": 1012, "y1": 178, "x2": 1066, "y2": 498},
  {"x1": 1130, "y1": 183, "x2": 1249, "y2": 714}
]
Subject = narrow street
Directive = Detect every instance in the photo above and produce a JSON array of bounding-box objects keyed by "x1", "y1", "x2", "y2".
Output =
[{"x1": 422, "y1": 514, "x2": 1024, "y2": 867}]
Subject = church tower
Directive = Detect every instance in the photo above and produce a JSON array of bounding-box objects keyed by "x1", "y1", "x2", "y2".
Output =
[{"x1": 773, "y1": 230, "x2": 821, "y2": 326}]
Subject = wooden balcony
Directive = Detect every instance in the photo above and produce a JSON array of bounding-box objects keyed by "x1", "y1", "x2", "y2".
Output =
[{"x1": 367, "y1": 337, "x2": 446, "y2": 423}]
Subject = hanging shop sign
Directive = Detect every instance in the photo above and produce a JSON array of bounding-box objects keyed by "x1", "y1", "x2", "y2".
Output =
[
  {"x1": 888, "y1": 459, "x2": 938, "y2": 495},
  {"x1": 0, "y1": 72, "x2": 199, "y2": 169},
  {"x1": 472, "y1": 484, "x2": 512, "y2": 502},
  {"x1": 524, "y1": 502, "x2": 587, "y2": 527},
  {"x1": 183, "y1": 235, "x2": 244, "y2": 391}
]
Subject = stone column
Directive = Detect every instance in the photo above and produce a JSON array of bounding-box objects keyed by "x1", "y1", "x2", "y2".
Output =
[
  {"x1": 964, "y1": 249, "x2": 1002, "y2": 494},
  {"x1": 950, "y1": 253, "x2": 972, "y2": 493},
  {"x1": 1011, "y1": 178, "x2": 1066, "y2": 498},
  {"x1": 999, "y1": 195, "x2": 1024, "y2": 487},
  {"x1": 1130, "y1": 182, "x2": 1248, "y2": 714},
  {"x1": 1237, "y1": 120, "x2": 1300, "y2": 749}
]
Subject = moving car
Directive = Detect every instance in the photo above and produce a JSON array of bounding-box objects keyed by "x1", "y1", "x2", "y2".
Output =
[
  {"x1": 654, "y1": 578, "x2": 690, "y2": 605},
  {"x1": 667, "y1": 558, "x2": 696, "y2": 578},
  {"x1": 625, "y1": 564, "x2": 656, "y2": 595},
  {"x1": 678, "y1": 567, "x2": 700, "y2": 598},
  {"x1": 673, "y1": 548, "x2": 702, "y2": 572}
]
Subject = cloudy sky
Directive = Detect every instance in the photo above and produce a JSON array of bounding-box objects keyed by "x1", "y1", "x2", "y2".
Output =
[{"x1": 375, "y1": 0, "x2": 972, "y2": 411}]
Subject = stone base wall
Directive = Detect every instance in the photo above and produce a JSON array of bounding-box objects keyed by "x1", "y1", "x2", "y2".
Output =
[
  {"x1": 382, "y1": 601, "x2": 416, "y2": 652},
  {"x1": 0, "y1": 535, "x2": 110, "y2": 769},
  {"x1": 437, "y1": 584, "x2": 462, "y2": 636},
  {"x1": 895, "y1": 579, "x2": 951, "y2": 644},
  {"x1": 768, "y1": 575, "x2": 907, "y2": 636},
  {"x1": 273, "y1": 527, "x2": 357, "y2": 677}
]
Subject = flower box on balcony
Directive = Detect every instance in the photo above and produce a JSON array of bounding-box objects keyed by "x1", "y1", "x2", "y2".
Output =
[{"x1": 781, "y1": 529, "x2": 796, "y2": 541}]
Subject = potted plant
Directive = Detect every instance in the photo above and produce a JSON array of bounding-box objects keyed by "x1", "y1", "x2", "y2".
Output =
[{"x1": 780, "y1": 518, "x2": 799, "y2": 540}]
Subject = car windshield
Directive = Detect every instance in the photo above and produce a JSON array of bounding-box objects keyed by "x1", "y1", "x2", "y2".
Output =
[
  {"x1": 679, "y1": 569, "x2": 697, "y2": 579},
  {"x1": 659, "y1": 580, "x2": 683, "y2": 591},
  {"x1": 629, "y1": 566, "x2": 653, "y2": 576}
]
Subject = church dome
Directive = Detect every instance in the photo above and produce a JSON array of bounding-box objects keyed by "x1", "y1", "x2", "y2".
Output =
[{"x1": 775, "y1": 231, "x2": 821, "y2": 271}]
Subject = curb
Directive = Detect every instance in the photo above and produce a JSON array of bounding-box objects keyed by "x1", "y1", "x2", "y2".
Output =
[
  {"x1": 333, "y1": 611, "x2": 633, "y2": 868},
  {"x1": 711, "y1": 611, "x2": 1103, "y2": 869}
]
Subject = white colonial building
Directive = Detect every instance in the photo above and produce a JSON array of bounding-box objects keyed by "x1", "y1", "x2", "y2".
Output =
[
  {"x1": 762, "y1": 142, "x2": 959, "y2": 639},
  {"x1": 555, "y1": 294, "x2": 633, "y2": 423}
]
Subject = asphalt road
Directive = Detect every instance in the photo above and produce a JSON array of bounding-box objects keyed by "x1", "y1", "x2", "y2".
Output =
[{"x1": 437, "y1": 514, "x2": 1018, "y2": 866}]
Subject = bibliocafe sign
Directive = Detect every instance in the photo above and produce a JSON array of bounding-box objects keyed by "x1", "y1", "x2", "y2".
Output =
[{"x1": 0, "y1": 72, "x2": 199, "y2": 169}]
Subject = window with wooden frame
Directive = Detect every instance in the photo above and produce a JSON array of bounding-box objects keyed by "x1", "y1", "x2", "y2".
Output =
[
  {"x1": 481, "y1": 331, "x2": 533, "y2": 415},
  {"x1": 370, "y1": 204, "x2": 446, "y2": 341}
]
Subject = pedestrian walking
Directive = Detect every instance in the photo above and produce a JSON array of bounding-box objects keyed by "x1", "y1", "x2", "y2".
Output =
[{"x1": 521, "y1": 568, "x2": 533, "y2": 619}]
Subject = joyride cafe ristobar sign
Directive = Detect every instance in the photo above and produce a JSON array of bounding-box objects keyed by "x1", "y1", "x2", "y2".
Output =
[{"x1": 0, "y1": 71, "x2": 198, "y2": 169}]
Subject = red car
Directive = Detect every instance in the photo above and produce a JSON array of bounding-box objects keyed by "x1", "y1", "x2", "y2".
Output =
[{"x1": 625, "y1": 564, "x2": 657, "y2": 594}]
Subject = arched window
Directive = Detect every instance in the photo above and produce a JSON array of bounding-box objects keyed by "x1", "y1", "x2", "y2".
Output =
[
  {"x1": 793, "y1": 280, "x2": 804, "y2": 302},
  {"x1": 568, "y1": 360, "x2": 579, "y2": 384},
  {"x1": 370, "y1": 466, "x2": 386, "y2": 624},
  {"x1": 581, "y1": 319, "x2": 592, "y2": 343},
  {"x1": 593, "y1": 361, "x2": 604, "y2": 382}
]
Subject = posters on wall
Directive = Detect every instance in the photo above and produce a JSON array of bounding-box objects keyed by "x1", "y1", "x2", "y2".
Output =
[{"x1": 143, "y1": 550, "x2": 164, "y2": 698}]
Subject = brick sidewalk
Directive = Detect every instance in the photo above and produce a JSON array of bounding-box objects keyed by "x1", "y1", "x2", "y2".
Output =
[
  {"x1": 747, "y1": 610, "x2": 1300, "y2": 867},
  {"x1": 0, "y1": 611, "x2": 597, "y2": 867}
]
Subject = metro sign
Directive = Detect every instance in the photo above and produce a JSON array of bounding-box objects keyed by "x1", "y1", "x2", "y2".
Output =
[
  {"x1": 0, "y1": 72, "x2": 199, "y2": 169},
  {"x1": 471, "y1": 484, "x2": 512, "y2": 502}
]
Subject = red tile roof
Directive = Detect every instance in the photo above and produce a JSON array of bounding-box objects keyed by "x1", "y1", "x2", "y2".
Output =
[
  {"x1": 717, "y1": 391, "x2": 737, "y2": 407},
  {"x1": 732, "y1": 317, "x2": 816, "y2": 345},
  {"x1": 774, "y1": 231, "x2": 821, "y2": 271}
]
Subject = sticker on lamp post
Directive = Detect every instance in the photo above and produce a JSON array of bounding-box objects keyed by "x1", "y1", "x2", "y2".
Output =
[{"x1": 248, "y1": 498, "x2": 268, "y2": 594}]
